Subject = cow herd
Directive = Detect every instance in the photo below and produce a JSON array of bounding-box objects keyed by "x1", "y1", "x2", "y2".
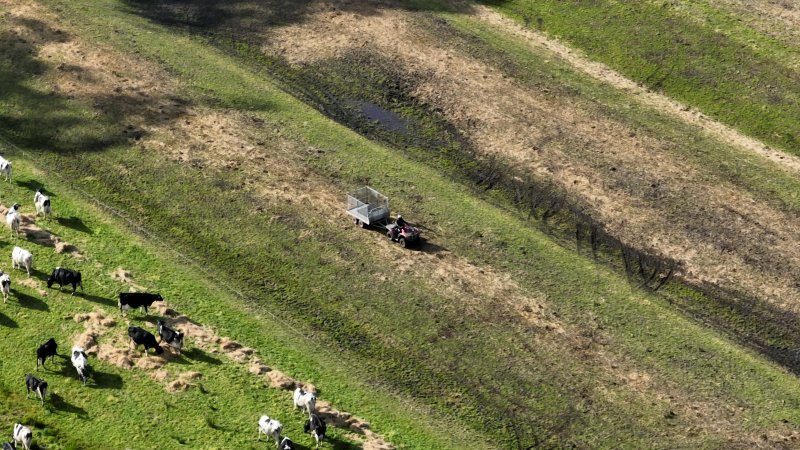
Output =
[{"x1": 1, "y1": 157, "x2": 331, "y2": 449}]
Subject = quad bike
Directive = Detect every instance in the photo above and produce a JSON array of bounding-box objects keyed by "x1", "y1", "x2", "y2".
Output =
[{"x1": 386, "y1": 222, "x2": 421, "y2": 248}]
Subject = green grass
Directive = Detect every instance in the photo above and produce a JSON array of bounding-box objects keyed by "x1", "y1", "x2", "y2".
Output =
[
  {"x1": 481, "y1": 0, "x2": 800, "y2": 157},
  {"x1": 0, "y1": 0, "x2": 799, "y2": 448}
]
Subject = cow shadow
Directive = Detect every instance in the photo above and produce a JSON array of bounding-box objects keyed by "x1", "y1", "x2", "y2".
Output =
[
  {"x1": 49, "y1": 393, "x2": 87, "y2": 417},
  {"x1": 182, "y1": 347, "x2": 222, "y2": 366},
  {"x1": 325, "y1": 434, "x2": 361, "y2": 450},
  {"x1": 15, "y1": 179, "x2": 44, "y2": 192},
  {"x1": 56, "y1": 216, "x2": 92, "y2": 234},
  {"x1": 13, "y1": 290, "x2": 49, "y2": 311},
  {"x1": 0, "y1": 311, "x2": 18, "y2": 327},
  {"x1": 89, "y1": 369, "x2": 123, "y2": 390},
  {"x1": 80, "y1": 292, "x2": 117, "y2": 307}
]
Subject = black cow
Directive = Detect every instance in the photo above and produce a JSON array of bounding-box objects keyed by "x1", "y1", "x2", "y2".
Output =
[
  {"x1": 128, "y1": 326, "x2": 163, "y2": 355},
  {"x1": 278, "y1": 436, "x2": 295, "y2": 450},
  {"x1": 119, "y1": 292, "x2": 163, "y2": 316},
  {"x1": 304, "y1": 414, "x2": 327, "y2": 449},
  {"x1": 2, "y1": 441, "x2": 15, "y2": 450},
  {"x1": 36, "y1": 338, "x2": 57, "y2": 370},
  {"x1": 47, "y1": 267, "x2": 82, "y2": 295},
  {"x1": 157, "y1": 319, "x2": 184, "y2": 355},
  {"x1": 24, "y1": 374, "x2": 47, "y2": 406}
]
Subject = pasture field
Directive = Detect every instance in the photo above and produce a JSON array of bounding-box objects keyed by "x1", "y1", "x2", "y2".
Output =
[{"x1": 1, "y1": 0, "x2": 800, "y2": 449}]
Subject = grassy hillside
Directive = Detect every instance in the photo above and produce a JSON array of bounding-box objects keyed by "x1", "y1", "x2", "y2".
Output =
[{"x1": 1, "y1": 0, "x2": 800, "y2": 449}]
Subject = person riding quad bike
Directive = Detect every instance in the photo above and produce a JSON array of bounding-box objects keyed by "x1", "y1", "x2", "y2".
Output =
[{"x1": 390, "y1": 214, "x2": 406, "y2": 240}]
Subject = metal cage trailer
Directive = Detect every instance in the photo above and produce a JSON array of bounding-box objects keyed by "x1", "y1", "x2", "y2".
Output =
[{"x1": 346, "y1": 186, "x2": 390, "y2": 228}]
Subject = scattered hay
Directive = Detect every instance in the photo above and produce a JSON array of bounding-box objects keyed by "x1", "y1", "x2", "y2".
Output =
[
  {"x1": 135, "y1": 354, "x2": 167, "y2": 370},
  {"x1": 110, "y1": 267, "x2": 146, "y2": 291},
  {"x1": 151, "y1": 369, "x2": 170, "y2": 382},
  {"x1": 165, "y1": 371, "x2": 203, "y2": 393},
  {"x1": 98, "y1": 344, "x2": 134, "y2": 370},
  {"x1": 267, "y1": 370, "x2": 296, "y2": 390},
  {"x1": 17, "y1": 278, "x2": 47, "y2": 296}
]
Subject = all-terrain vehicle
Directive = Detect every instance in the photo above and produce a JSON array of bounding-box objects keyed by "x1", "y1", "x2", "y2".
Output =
[{"x1": 386, "y1": 221, "x2": 421, "y2": 248}]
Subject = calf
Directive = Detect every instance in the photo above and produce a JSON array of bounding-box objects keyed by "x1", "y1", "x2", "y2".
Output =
[
  {"x1": 47, "y1": 267, "x2": 82, "y2": 295},
  {"x1": 34, "y1": 188, "x2": 51, "y2": 220},
  {"x1": 278, "y1": 436, "x2": 295, "y2": 450},
  {"x1": 257, "y1": 415, "x2": 282, "y2": 446},
  {"x1": 71, "y1": 346, "x2": 89, "y2": 385},
  {"x1": 24, "y1": 374, "x2": 47, "y2": 406},
  {"x1": 157, "y1": 319, "x2": 184, "y2": 355},
  {"x1": 0, "y1": 272, "x2": 9, "y2": 304},
  {"x1": 11, "y1": 246, "x2": 32, "y2": 277},
  {"x1": 5, "y1": 203, "x2": 19, "y2": 239},
  {"x1": 0, "y1": 156, "x2": 12, "y2": 183},
  {"x1": 12, "y1": 424, "x2": 32, "y2": 450},
  {"x1": 36, "y1": 338, "x2": 57, "y2": 370},
  {"x1": 304, "y1": 414, "x2": 327, "y2": 449},
  {"x1": 128, "y1": 326, "x2": 163, "y2": 355},
  {"x1": 293, "y1": 387, "x2": 317, "y2": 415},
  {"x1": 119, "y1": 292, "x2": 163, "y2": 316}
]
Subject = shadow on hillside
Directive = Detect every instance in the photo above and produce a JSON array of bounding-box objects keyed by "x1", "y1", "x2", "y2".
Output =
[
  {"x1": 0, "y1": 311, "x2": 17, "y2": 327},
  {"x1": 49, "y1": 393, "x2": 88, "y2": 417},
  {"x1": 0, "y1": 16, "x2": 192, "y2": 156},
  {"x1": 183, "y1": 347, "x2": 223, "y2": 365},
  {"x1": 120, "y1": 0, "x2": 480, "y2": 34},
  {"x1": 90, "y1": 369, "x2": 124, "y2": 390}
]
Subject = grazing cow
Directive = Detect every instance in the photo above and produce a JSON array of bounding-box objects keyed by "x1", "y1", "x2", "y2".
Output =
[
  {"x1": 293, "y1": 387, "x2": 317, "y2": 415},
  {"x1": 5, "y1": 203, "x2": 19, "y2": 239},
  {"x1": 127, "y1": 326, "x2": 163, "y2": 356},
  {"x1": 36, "y1": 338, "x2": 57, "y2": 370},
  {"x1": 34, "y1": 189, "x2": 51, "y2": 220},
  {"x1": 47, "y1": 267, "x2": 82, "y2": 295},
  {"x1": 278, "y1": 436, "x2": 295, "y2": 450},
  {"x1": 304, "y1": 414, "x2": 327, "y2": 449},
  {"x1": 0, "y1": 272, "x2": 9, "y2": 304},
  {"x1": 11, "y1": 246, "x2": 32, "y2": 277},
  {"x1": 157, "y1": 319, "x2": 184, "y2": 355},
  {"x1": 0, "y1": 156, "x2": 12, "y2": 183},
  {"x1": 257, "y1": 415, "x2": 282, "y2": 446},
  {"x1": 71, "y1": 346, "x2": 89, "y2": 385},
  {"x1": 24, "y1": 374, "x2": 47, "y2": 406},
  {"x1": 2, "y1": 441, "x2": 15, "y2": 450},
  {"x1": 12, "y1": 424, "x2": 32, "y2": 450},
  {"x1": 118, "y1": 292, "x2": 163, "y2": 316}
]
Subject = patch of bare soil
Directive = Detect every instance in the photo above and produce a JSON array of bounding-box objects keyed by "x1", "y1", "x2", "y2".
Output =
[{"x1": 17, "y1": 277, "x2": 47, "y2": 296}]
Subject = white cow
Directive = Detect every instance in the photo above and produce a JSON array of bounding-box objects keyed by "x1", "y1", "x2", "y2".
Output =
[
  {"x1": 6, "y1": 203, "x2": 20, "y2": 239},
  {"x1": 71, "y1": 346, "x2": 89, "y2": 385},
  {"x1": 12, "y1": 423, "x2": 32, "y2": 450},
  {"x1": 12, "y1": 246, "x2": 32, "y2": 277},
  {"x1": 0, "y1": 156, "x2": 12, "y2": 183},
  {"x1": 257, "y1": 415, "x2": 282, "y2": 446},
  {"x1": 293, "y1": 387, "x2": 317, "y2": 415},
  {"x1": 0, "y1": 272, "x2": 9, "y2": 303},
  {"x1": 34, "y1": 188, "x2": 51, "y2": 220}
]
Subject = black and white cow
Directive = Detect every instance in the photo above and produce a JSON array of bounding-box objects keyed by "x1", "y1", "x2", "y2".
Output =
[
  {"x1": 293, "y1": 387, "x2": 316, "y2": 415},
  {"x1": 12, "y1": 424, "x2": 32, "y2": 450},
  {"x1": 304, "y1": 414, "x2": 327, "y2": 449},
  {"x1": 128, "y1": 326, "x2": 163, "y2": 356},
  {"x1": 257, "y1": 415, "x2": 282, "y2": 446},
  {"x1": 24, "y1": 374, "x2": 47, "y2": 406},
  {"x1": 0, "y1": 156, "x2": 11, "y2": 183},
  {"x1": 36, "y1": 338, "x2": 57, "y2": 370},
  {"x1": 71, "y1": 346, "x2": 89, "y2": 385},
  {"x1": 6, "y1": 203, "x2": 19, "y2": 239},
  {"x1": 2, "y1": 441, "x2": 15, "y2": 450},
  {"x1": 157, "y1": 319, "x2": 184, "y2": 355},
  {"x1": 278, "y1": 436, "x2": 295, "y2": 450},
  {"x1": 47, "y1": 267, "x2": 82, "y2": 295},
  {"x1": 34, "y1": 188, "x2": 51, "y2": 220},
  {"x1": 0, "y1": 272, "x2": 9, "y2": 304},
  {"x1": 118, "y1": 292, "x2": 163, "y2": 316}
]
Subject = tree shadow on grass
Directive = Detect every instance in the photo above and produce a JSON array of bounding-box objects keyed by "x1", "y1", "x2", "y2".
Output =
[
  {"x1": 49, "y1": 393, "x2": 87, "y2": 417},
  {"x1": 0, "y1": 311, "x2": 18, "y2": 328},
  {"x1": 56, "y1": 216, "x2": 92, "y2": 234},
  {"x1": 13, "y1": 289, "x2": 48, "y2": 311}
]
